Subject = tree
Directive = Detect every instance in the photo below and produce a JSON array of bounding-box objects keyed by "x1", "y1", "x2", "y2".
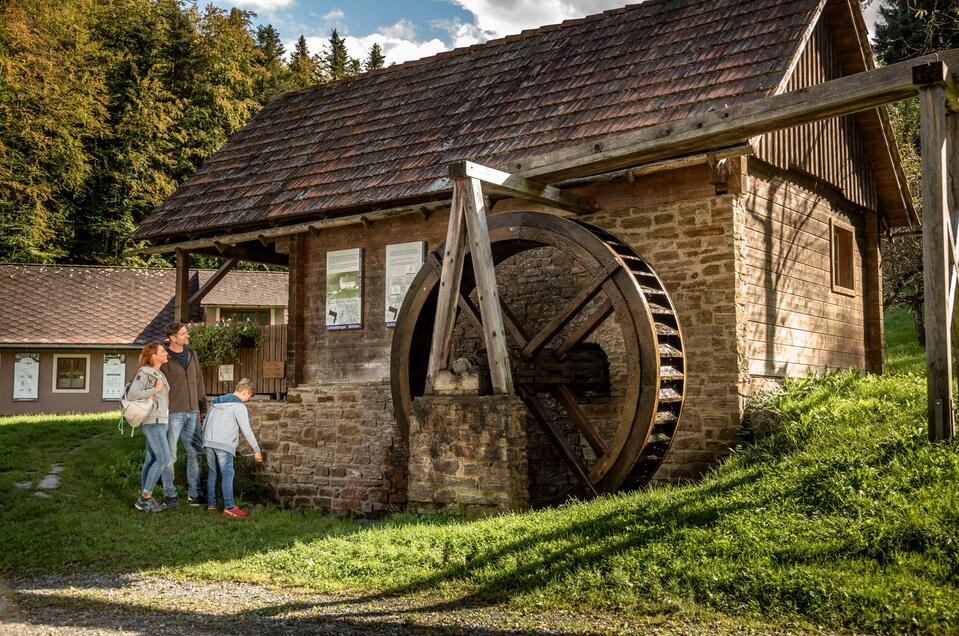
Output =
[
  {"x1": 364, "y1": 43, "x2": 386, "y2": 72},
  {"x1": 871, "y1": 0, "x2": 959, "y2": 344},
  {"x1": 256, "y1": 24, "x2": 292, "y2": 101},
  {"x1": 288, "y1": 35, "x2": 319, "y2": 88},
  {"x1": 324, "y1": 29, "x2": 349, "y2": 80}
]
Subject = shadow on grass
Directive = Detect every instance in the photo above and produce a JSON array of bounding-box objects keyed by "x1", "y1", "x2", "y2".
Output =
[{"x1": 7, "y1": 586, "x2": 593, "y2": 636}]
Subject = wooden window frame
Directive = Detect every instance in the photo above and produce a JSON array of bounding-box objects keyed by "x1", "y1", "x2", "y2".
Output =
[
  {"x1": 830, "y1": 218, "x2": 857, "y2": 296},
  {"x1": 52, "y1": 354, "x2": 91, "y2": 394}
]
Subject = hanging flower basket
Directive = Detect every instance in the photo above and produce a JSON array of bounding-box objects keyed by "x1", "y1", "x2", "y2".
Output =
[{"x1": 188, "y1": 319, "x2": 262, "y2": 366}]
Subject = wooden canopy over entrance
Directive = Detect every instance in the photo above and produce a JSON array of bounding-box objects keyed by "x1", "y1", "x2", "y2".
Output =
[{"x1": 142, "y1": 48, "x2": 959, "y2": 442}]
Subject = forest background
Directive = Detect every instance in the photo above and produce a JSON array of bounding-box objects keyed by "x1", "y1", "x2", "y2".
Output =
[{"x1": 0, "y1": 0, "x2": 956, "y2": 313}]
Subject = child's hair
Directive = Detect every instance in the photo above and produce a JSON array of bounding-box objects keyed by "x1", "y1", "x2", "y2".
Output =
[{"x1": 235, "y1": 378, "x2": 256, "y2": 394}]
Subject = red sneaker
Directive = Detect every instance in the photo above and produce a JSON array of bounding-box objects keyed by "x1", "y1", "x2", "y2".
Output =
[{"x1": 223, "y1": 506, "x2": 249, "y2": 518}]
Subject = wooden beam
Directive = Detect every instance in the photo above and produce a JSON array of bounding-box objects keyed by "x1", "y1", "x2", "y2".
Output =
[
  {"x1": 132, "y1": 199, "x2": 452, "y2": 257},
  {"x1": 188, "y1": 257, "x2": 239, "y2": 309},
  {"x1": 194, "y1": 244, "x2": 288, "y2": 266},
  {"x1": 913, "y1": 61, "x2": 959, "y2": 112},
  {"x1": 460, "y1": 177, "x2": 514, "y2": 394},
  {"x1": 449, "y1": 160, "x2": 598, "y2": 215},
  {"x1": 511, "y1": 49, "x2": 959, "y2": 182},
  {"x1": 918, "y1": 79, "x2": 955, "y2": 442},
  {"x1": 175, "y1": 249, "x2": 190, "y2": 323},
  {"x1": 425, "y1": 184, "x2": 468, "y2": 393}
]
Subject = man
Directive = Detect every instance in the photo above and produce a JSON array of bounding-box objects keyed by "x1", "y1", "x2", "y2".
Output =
[{"x1": 161, "y1": 322, "x2": 207, "y2": 506}]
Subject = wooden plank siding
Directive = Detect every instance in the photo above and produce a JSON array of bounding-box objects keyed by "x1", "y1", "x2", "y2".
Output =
[
  {"x1": 756, "y1": 18, "x2": 878, "y2": 212},
  {"x1": 202, "y1": 324, "x2": 288, "y2": 397},
  {"x1": 744, "y1": 162, "x2": 869, "y2": 378}
]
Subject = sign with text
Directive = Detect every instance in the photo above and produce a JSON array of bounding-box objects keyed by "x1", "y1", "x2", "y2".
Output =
[
  {"x1": 218, "y1": 364, "x2": 234, "y2": 382},
  {"x1": 102, "y1": 354, "x2": 126, "y2": 399},
  {"x1": 13, "y1": 353, "x2": 39, "y2": 400},
  {"x1": 326, "y1": 248, "x2": 363, "y2": 330},
  {"x1": 385, "y1": 241, "x2": 425, "y2": 326}
]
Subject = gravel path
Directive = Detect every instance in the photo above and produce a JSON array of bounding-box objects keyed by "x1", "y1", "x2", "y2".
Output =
[{"x1": 0, "y1": 574, "x2": 844, "y2": 636}]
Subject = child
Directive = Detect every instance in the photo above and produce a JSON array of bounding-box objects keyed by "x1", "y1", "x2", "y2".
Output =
[{"x1": 203, "y1": 378, "x2": 262, "y2": 517}]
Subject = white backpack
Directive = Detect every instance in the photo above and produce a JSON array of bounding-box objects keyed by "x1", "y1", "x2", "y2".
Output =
[{"x1": 118, "y1": 376, "x2": 156, "y2": 428}]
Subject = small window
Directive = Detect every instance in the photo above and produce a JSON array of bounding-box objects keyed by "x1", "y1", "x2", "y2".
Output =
[
  {"x1": 52, "y1": 354, "x2": 90, "y2": 393},
  {"x1": 830, "y1": 219, "x2": 856, "y2": 295}
]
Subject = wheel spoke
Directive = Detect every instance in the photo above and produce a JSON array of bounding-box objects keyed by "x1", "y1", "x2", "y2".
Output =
[
  {"x1": 520, "y1": 259, "x2": 619, "y2": 361},
  {"x1": 519, "y1": 387, "x2": 598, "y2": 497},
  {"x1": 555, "y1": 298, "x2": 613, "y2": 360},
  {"x1": 552, "y1": 385, "x2": 609, "y2": 458}
]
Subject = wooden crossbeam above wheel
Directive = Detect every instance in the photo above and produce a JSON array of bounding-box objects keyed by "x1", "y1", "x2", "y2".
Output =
[{"x1": 449, "y1": 160, "x2": 598, "y2": 215}]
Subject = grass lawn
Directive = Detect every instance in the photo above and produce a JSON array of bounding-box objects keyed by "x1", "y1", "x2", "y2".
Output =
[{"x1": 1, "y1": 308, "x2": 957, "y2": 634}]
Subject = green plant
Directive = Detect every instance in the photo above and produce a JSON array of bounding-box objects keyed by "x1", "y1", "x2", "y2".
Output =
[{"x1": 187, "y1": 319, "x2": 255, "y2": 365}]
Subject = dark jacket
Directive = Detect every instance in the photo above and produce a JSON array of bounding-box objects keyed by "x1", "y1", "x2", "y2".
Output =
[{"x1": 161, "y1": 347, "x2": 207, "y2": 413}]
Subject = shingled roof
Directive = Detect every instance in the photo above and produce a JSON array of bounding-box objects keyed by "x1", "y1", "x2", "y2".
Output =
[
  {"x1": 134, "y1": 0, "x2": 838, "y2": 241},
  {"x1": 0, "y1": 265, "x2": 287, "y2": 347}
]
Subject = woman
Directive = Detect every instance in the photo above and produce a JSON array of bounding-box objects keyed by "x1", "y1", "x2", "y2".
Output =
[{"x1": 129, "y1": 343, "x2": 175, "y2": 513}]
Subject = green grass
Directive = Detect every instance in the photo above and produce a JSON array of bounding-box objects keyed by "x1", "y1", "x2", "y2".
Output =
[{"x1": 1, "y1": 309, "x2": 956, "y2": 633}]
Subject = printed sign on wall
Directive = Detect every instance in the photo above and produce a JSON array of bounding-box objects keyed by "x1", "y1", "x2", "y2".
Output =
[
  {"x1": 385, "y1": 241, "x2": 425, "y2": 326},
  {"x1": 218, "y1": 364, "x2": 234, "y2": 382},
  {"x1": 13, "y1": 353, "x2": 40, "y2": 400},
  {"x1": 326, "y1": 248, "x2": 363, "y2": 330},
  {"x1": 102, "y1": 354, "x2": 126, "y2": 399}
]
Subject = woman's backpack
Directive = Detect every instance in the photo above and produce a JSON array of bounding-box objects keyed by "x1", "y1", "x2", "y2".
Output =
[{"x1": 119, "y1": 379, "x2": 156, "y2": 428}]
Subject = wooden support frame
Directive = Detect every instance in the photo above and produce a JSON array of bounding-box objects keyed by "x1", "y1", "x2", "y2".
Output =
[
  {"x1": 174, "y1": 249, "x2": 190, "y2": 323},
  {"x1": 916, "y1": 61, "x2": 959, "y2": 442},
  {"x1": 187, "y1": 257, "x2": 239, "y2": 309},
  {"x1": 449, "y1": 161, "x2": 598, "y2": 215}
]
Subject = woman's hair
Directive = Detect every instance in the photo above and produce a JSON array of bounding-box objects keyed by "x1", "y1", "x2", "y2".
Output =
[{"x1": 138, "y1": 343, "x2": 163, "y2": 368}]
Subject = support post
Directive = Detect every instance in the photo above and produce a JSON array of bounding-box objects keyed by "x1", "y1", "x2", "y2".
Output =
[
  {"x1": 426, "y1": 183, "x2": 468, "y2": 393},
  {"x1": 461, "y1": 177, "x2": 514, "y2": 394},
  {"x1": 917, "y1": 75, "x2": 954, "y2": 441},
  {"x1": 175, "y1": 249, "x2": 190, "y2": 323}
]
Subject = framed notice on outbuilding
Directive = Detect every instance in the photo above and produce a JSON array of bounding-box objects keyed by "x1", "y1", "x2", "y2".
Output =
[
  {"x1": 385, "y1": 241, "x2": 425, "y2": 326},
  {"x1": 326, "y1": 248, "x2": 363, "y2": 330},
  {"x1": 102, "y1": 354, "x2": 126, "y2": 399},
  {"x1": 13, "y1": 353, "x2": 39, "y2": 400}
]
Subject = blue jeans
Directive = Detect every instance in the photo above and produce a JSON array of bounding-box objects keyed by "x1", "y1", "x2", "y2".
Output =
[
  {"x1": 140, "y1": 423, "x2": 175, "y2": 497},
  {"x1": 168, "y1": 411, "x2": 203, "y2": 498},
  {"x1": 206, "y1": 448, "x2": 235, "y2": 509}
]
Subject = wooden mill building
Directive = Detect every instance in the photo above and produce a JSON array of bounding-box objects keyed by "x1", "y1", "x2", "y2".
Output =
[{"x1": 133, "y1": 0, "x2": 912, "y2": 515}]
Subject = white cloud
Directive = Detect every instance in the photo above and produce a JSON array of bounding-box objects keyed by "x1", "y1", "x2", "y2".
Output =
[
  {"x1": 446, "y1": 0, "x2": 628, "y2": 40},
  {"x1": 229, "y1": 0, "x2": 296, "y2": 10},
  {"x1": 301, "y1": 20, "x2": 448, "y2": 67},
  {"x1": 322, "y1": 9, "x2": 345, "y2": 22}
]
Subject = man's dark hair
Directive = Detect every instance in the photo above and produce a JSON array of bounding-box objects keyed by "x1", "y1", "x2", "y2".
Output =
[{"x1": 165, "y1": 322, "x2": 186, "y2": 338}]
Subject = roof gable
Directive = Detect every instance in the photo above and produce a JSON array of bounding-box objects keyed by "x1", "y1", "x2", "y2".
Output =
[{"x1": 135, "y1": 0, "x2": 822, "y2": 241}]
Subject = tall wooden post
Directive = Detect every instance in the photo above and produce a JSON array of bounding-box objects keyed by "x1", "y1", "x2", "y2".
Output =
[
  {"x1": 175, "y1": 249, "x2": 190, "y2": 324},
  {"x1": 915, "y1": 63, "x2": 955, "y2": 441}
]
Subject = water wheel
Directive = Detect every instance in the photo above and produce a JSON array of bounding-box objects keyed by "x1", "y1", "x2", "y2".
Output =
[{"x1": 390, "y1": 211, "x2": 685, "y2": 505}]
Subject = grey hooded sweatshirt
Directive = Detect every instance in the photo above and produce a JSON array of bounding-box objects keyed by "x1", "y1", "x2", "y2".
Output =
[{"x1": 202, "y1": 393, "x2": 260, "y2": 456}]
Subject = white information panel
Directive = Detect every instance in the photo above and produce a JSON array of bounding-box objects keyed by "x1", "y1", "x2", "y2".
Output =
[
  {"x1": 102, "y1": 354, "x2": 126, "y2": 399},
  {"x1": 218, "y1": 364, "x2": 235, "y2": 382},
  {"x1": 385, "y1": 241, "x2": 425, "y2": 326},
  {"x1": 13, "y1": 353, "x2": 40, "y2": 400},
  {"x1": 326, "y1": 248, "x2": 363, "y2": 330}
]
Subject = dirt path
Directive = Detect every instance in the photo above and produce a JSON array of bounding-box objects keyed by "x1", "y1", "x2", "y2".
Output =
[{"x1": 0, "y1": 574, "x2": 842, "y2": 635}]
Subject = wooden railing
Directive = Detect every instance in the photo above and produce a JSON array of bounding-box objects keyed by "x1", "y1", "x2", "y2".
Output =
[{"x1": 202, "y1": 324, "x2": 287, "y2": 398}]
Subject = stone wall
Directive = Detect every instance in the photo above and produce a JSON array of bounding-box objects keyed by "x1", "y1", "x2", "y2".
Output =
[
  {"x1": 246, "y1": 381, "x2": 406, "y2": 515},
  {"x1": 407, "y1": 394, "x2": 528, "y2": 516}
]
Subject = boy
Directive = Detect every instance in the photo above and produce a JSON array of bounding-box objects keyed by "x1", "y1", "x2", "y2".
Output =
[{"x1": 203, "y1": 378, "x2": 262, "y2": 518}]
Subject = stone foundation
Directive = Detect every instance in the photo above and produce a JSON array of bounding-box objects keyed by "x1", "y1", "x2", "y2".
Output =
[
  {"x1": 245, "y1": 381, "x2": 407, "y2": 516},
  {"x1": 407, "y1": 394, "x2": 528, "y2": 517}
]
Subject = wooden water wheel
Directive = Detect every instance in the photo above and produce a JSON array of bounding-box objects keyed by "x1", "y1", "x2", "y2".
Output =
[{"x1": 390, "y1": 211, "x2": 685, "y2": 504}]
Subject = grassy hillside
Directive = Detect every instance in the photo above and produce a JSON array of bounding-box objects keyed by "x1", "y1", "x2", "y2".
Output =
[{"x1": 1, "y1": 308, "x2": 956, "y2": 633}]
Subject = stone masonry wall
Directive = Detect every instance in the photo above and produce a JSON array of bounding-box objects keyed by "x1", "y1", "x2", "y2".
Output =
[
  {"x1": 245, "y1": 381, "x2": 406, "y2": 515},
  {"x1": 407, "y1": 394, "x2": 528, "y2": 516}
]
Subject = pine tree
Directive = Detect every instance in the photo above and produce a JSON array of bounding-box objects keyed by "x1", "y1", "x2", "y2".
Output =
[
  {"x1": 325, "y1": 29, "x2": 349, "y2": 80},
  {"x1": 288, "y1": 35, "x2": 319, "y2": 88},
  {"x1": 873, "y1": 0, "x2": 959, "y2": 64},
  {"x1": 364, "y1": 43, "x2": 386, "y2": 72},
  {"x1": 256, "y1": 23, "x2": 292, "y2": 101}
]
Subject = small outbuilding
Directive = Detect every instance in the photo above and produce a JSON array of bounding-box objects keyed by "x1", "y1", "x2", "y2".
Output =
[
  {"x1": 0, "y1": 265, "x2": 287, "y2": 416},
  {"x1": 132, "y1": 0, "x2": 913, "y2": 515}
]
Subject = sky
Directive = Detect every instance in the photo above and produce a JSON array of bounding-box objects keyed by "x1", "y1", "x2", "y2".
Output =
[{"x1": 211, "y1": 0, "x2": 887, "y2": 67}]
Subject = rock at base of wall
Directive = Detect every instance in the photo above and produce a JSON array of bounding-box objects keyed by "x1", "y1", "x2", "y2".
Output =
[{"x1": 407, "y1": 394, "x2": 528, "y2": 517}]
